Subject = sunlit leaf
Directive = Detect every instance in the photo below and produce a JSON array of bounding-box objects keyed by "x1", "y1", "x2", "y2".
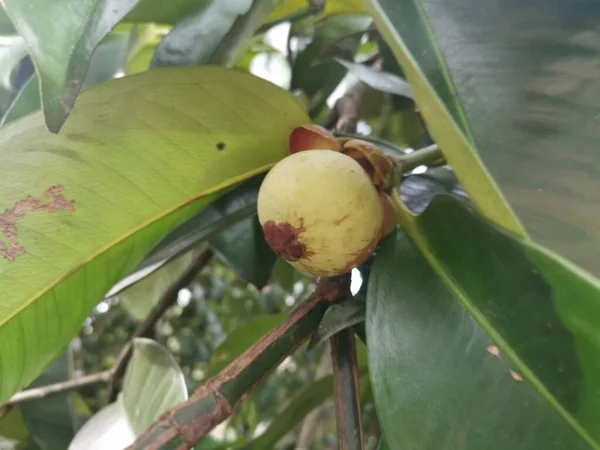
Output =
[{"x1": 0, "y1": 67, "x2": 307, "y2": 404}]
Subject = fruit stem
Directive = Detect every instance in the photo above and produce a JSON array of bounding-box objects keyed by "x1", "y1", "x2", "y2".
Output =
[
  {"x1": 392, "y1": 144, "x2": 444, "y2": 173},
  {"x1": 390, "y1": 187, "x2": 415, "y2": 230}
]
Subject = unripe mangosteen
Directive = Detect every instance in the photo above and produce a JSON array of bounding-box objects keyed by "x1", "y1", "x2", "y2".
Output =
[{"x1": 257, "y1": 149, "x2": 384, "y2": 277}]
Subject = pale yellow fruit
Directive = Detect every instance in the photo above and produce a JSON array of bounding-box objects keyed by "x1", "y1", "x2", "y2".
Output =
[{"x1": 258, "y1": 149, "x2": 384, "y2": 277}]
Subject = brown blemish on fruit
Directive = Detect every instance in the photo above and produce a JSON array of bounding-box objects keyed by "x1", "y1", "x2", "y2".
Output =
[
  {"x1": 332, "y1": 215, "x2": 349, "y2": 225},
  {"x1": 216, "y1": 142, "x2": 226, "y2": 151},
  {"x1": 0, "y1": 185, "x2": 75, "y2": 262},
  {"x1": 263, "y1": 220, "x2": 313, "y2": 262}
]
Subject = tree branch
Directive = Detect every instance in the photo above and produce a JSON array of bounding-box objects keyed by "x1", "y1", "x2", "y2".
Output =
[
  {"x1": 323, "y1": 59, "x2": 382, "y2": 133},
  {"x1": 331, "y1": 328, "x2": 364, "y2": 450},
  {"x1": 2, "y1": 247, "x2": 213, "y2": 407},
  {"x1": 392, "y1": 144, "x2": 444, "y2": 173},
  {"x1": 3, "y1": 369, "x2": 113, "y2": 406},
  {"x1": 128, "y1": 276, "x2": 349, "y2": 450}
]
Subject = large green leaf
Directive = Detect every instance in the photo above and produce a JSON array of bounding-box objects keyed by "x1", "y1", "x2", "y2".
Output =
[
  {"x1": 2, "y1": 29, "x2": 134, "y2": 127},
  {"x1": 0, "y1": 67, "x2": 307, "y2": 405},
  {"x1": 1, "y1": 0, "x2": 142, "y2": 132},
  {"x1": 366, "y1": 0, "x2": 600, "y2": 277},
  {"x1": 151, "y1": 0, "x2": 276, "y2": 69},
  {"x1": 369, "y1": 192, "x2": 600, "y2": 448}
]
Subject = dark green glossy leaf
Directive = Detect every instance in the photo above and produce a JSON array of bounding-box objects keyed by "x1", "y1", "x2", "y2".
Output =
[
  {"x1": 309, "y1": 299, "x2": 365, "y2": 349},
  {"x1": 207, "y1": 314, "x2": 286, "y2": 377},
  {"x1": 367, "y1": 0, "x2": 600, "y2": 277},
  {"x1": 152, "y1": 0, "x2": 275, "y2": 69},
  {"x1": 336, "y1": 58, "x2": 412, "y2": 98},
  {"x1": 151, "y1": 0, "x2": 251, "y2": 68},
  {"x1": 368, "y1": 226, "x2": 594, "y2": 449},
  {"x1": 210, "y1": 217, "x2": 276, "y2": 289},
  {"x1": 1, "y1": 0, "x2": 142, "y2": 132},
  {"x1": 21, "y1": 353, "x2": 76, "y2": 450},
  {"x1": 1, "y1": 74, "x2": 40, "y2": 125},
  {"x1": 2, "y1": 29, "x2": 135, "y2": 127},
  {"x1": 369, "y1": 190, "x2": 600, "y2": 448}
]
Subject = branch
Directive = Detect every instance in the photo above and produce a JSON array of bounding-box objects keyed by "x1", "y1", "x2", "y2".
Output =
[
  {"x1": 331, "y1": 329, "x2": 364, "y2": 450},
  {"x1": 323, "y1": 59, "x2": 382, "y2": 133},
  {"x1": 392, "y1": 144, "x2": 444, "y2": 173},
  {"x1": 2, "y1": 247, "x2": 213, "y2": 407},
  {"x1": 128, "y1": 276, "x2": 349, "y2": 450},
  {"x1": 3, "y1": 369, "x2": 113, "y2": 406}
]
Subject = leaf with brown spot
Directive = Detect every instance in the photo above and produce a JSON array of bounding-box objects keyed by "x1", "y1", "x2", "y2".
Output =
[{"x1": 0, "y1": 67, "x2": 308, "y2": 404}]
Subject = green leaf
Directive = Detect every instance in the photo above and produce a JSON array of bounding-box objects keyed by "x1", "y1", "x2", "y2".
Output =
[
  {"x1": 117, "y1": 251, "x2": 195, "y2": 320},
  {"x1": 210, "y1": 217, "x2": 276, "y2": 289},
  {"x1": 208, "y1": 314, "x2": 286, "y2": 377},
  {"x1": 2, "y1": 30, "x2": 135, "y2": 127},
  {"x1": 1, "y1": 74, "x2": 40, "y2": 125},
  {"x1": 364, "y1": 0, "x2": 523, "y2": 237},
  {"x1": 268, "y1": 0, "x2": 366, "y2": 22},
  {"x1": 0, "y1": 67, "x2": 308, "y2": 405},
  {"x1": 0, "y1": 406, "x2": 28, "y2": 441},
  {"x1": 152, "y1": 0, "x2": 275, "y2": 69},
  {"x1": 1, "y1": 0, "x2": 142, "y2": 132},
  {"x1": 367, "y1": 0, "x2": 600, "y2": 278},
  {"x1": 370, "y1": 191, "x2": 600, "y2": 448},
  {"x1": 335, "y1": 58, "x2": 412, "y2": 98},
  {"x1": 122, "y1": 338, "x2": 188, "y2": 436},
  {"x1": 309, "y1": 299, "x2": 365, "y2": 349},
  {"x1": 125, "y1": 0, "x2": 210, "y2": 24},
  {"x1": 81, "y1": 32, "x2": 130, "y2": 89},
  {"x1": 376, "y1": 437, "x2": 390, "y2": 450},
  {"x1": 20, "y1": 353, "x2": 76, "y2": 450}
]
